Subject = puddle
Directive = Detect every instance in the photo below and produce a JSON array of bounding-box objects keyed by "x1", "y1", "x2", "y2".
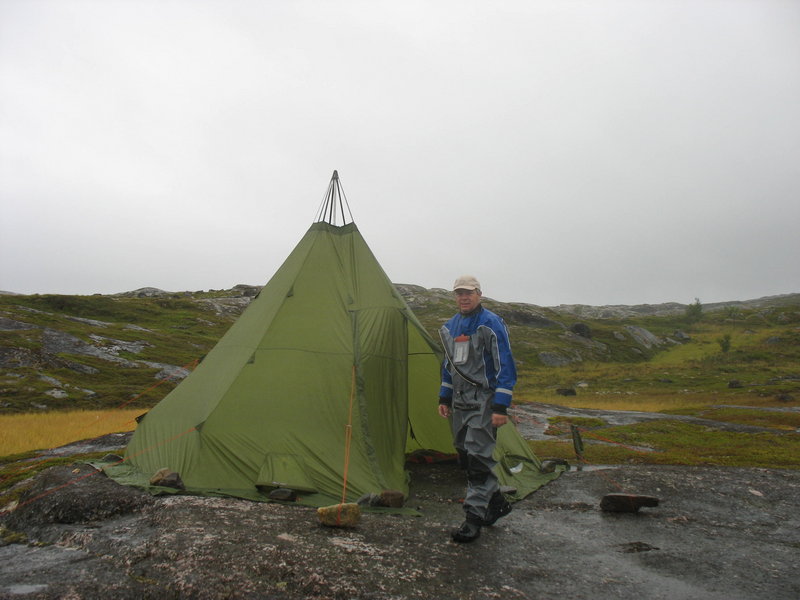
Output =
[{"x1": 567, "y1": 464, "x2": 619, "y2": 472}]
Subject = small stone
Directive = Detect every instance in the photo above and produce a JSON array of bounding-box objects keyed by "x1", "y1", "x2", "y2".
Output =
[
  {"x1": 600, "y1": 493, "x2": 659, "y2": 513},
  {"x1": 268, "y1": 488, "x2": 297, "y2": 502},
  {"x1": 380, "y1": 490, "x2": 405, "y2": 508},
  {"x1": 149, "y1": 468, "x2": 185, "y2": 490},
  {"x1": 317, "y1": 503, "x2": 361, "y2": 527}
]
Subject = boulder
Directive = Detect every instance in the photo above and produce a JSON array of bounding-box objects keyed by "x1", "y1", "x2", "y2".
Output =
[
  {"x1": 7, "y1": 465, "x2": 155, "y2": 528},
  {"x1": 624, "y1": 326, "x2": 662, "y2": 349}
]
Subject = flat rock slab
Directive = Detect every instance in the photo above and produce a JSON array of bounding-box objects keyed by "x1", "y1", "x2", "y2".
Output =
[
  {"x1": 3, "y1": 464, "x2": 800, "y2": 600},
  {"x1": 600, "y1": 493, "x2": 660, "y2": 512}
]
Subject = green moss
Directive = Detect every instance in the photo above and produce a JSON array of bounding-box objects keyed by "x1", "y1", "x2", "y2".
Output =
[
  {"x1": 590, "y1": 421, "x2": 799, "y2": 468},
  {"x1": 531, "y1": 419, "x2": 800, "y2": 469},
  {"x1": 544, "y1": 416, "x2": 608, "y2": 436},
  {"x1": 0, "y1": 525, "x2": 27, "y2": 544}
]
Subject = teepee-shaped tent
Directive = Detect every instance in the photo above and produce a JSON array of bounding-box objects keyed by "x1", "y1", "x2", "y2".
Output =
[{"x1": 112, "y1": 172, "x2": 559, "y2": 506}]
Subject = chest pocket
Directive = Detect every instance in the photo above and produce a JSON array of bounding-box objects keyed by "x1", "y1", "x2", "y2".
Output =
[{"x1": 452, "y1": 335, "x2": 471, "y2": 365}]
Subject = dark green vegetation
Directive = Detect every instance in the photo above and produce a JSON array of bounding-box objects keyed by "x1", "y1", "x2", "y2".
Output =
[
  {"x1": 531, "y1": 419, "x2": 800, "y2": 469},
  {"x1": 0, "y1": 290, "x2": 239, "y2": 413},
  {"x1": 1, "y1": 286, "x2": 798, "y2": 472}
]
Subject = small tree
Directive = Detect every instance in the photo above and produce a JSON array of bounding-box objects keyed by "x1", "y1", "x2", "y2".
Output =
[
  {"x1": 717, "y1": 333, "x2": 732, "y2": 353},
  {"x1": 685, "y1": 297, "x2": 703, "y2": 324}
]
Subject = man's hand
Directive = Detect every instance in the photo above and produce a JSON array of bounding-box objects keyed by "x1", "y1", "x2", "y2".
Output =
[
  {"x1": 492, "y1": 413, "x2": 508, "y2": 427},
  {"x1": 438, "y1": 404, "x2": 451, "y2": 418}
]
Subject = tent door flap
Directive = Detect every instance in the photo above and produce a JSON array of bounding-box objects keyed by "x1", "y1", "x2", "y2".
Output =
[{"x1": 255, "y1": 453, "x2": 318, "y2": 493}]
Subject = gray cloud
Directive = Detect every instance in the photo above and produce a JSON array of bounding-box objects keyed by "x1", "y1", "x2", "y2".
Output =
[{"x1": 2, "y1": 0, "x2": 798, "y2": 306}]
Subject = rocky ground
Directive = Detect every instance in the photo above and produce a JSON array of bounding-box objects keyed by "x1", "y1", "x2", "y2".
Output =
[{"x1": 1, "y1": 406, "x2": 799, "y2": 600}]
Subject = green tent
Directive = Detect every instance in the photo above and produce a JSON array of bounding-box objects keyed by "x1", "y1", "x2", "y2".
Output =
[{"x1": 109, "y1": 172, "x2": 561, "y2": 506}]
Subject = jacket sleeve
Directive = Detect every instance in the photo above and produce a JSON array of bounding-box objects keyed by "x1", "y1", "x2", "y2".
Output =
[
  {"x1": 439, "y1": 361, "x2": 453, "y2": 401},
  {"x1": 488, "y1": 316, "x2": 516, "y2": 408},
  {"x1": 438, "y1": 323, "x2": 454, "y2": 400}
]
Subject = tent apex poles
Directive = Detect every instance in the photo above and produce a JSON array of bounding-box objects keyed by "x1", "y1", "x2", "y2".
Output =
[{"x1": 315, "y1": 170, "x2": 354, "y2": 226}]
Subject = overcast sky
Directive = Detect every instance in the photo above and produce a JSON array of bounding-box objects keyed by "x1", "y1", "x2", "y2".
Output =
[{"x1": 1, "y1": 0, "x2": 798, "y2": 307}]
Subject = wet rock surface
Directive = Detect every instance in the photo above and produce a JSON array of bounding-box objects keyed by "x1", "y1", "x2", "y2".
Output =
[
  {"x1": 511, "y1": 402, "x2": 790, "y2": 441},
  {"x1": 2, "y1": 455, "x2": 799, "y2": 599}
]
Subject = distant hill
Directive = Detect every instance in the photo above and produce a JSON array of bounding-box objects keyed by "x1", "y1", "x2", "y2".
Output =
[{"x1": 547, "y1": 293, "x2": 800, "y2": 319}]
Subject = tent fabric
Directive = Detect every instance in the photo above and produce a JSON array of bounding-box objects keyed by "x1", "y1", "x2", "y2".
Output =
[{"x1": 108, "y1": 221, "x2": 561, "y2": 506}]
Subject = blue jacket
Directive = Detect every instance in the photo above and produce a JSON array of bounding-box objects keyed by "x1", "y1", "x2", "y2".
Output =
[{"x1": 439, "y1": 305, "x2": 517, "y2": 409}]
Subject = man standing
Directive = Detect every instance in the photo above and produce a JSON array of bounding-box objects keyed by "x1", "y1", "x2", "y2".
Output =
[{"x1": 438, "y1": 275, "x2": 516, "y2": 543}]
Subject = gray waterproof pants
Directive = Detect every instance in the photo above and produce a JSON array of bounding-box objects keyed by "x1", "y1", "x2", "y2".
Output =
[{"x1": 450, "y1": 389, "x2": 499, "y2": 521}]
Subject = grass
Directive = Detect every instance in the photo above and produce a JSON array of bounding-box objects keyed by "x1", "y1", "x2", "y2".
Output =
[
  {"x1": 530, "y1": 420, "x2": 800, "y2": 469},
  {"x1": 663, "y1": 406, "x2": 800, "y2": 431},
  {"x1": 0, "y1": 409, "x2": 141, "y2": 457},
  {"x1": 518, "y1": 391, "x2": 795, "y2": 413},
  {"x1": 544, "y1": 416, "x2": 607, "y2": 436}
]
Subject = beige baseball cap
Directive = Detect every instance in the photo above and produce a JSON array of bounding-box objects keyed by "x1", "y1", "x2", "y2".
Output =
[{"x1": 453, "y1": 275, "x2": 481, "y2": 291}]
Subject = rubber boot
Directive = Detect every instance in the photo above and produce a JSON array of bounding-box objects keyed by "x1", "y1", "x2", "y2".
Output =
[
  {"x1": 451, "y1": 517, "x2": 482, "y2": 543},
  {"x1": 482, "y1": 490, "x2": 512, "y2": 526}
]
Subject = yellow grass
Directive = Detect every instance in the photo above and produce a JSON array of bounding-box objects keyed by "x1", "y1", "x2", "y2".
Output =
[{"x1": 0, "y1": 409, "x2": 141, "y2": 457}]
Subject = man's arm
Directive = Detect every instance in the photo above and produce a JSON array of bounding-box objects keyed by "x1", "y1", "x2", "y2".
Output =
[
  {"x1": 438, "y1": 353, "x2": 454, "y2": 418},
  {"x1": 487, "y1": 316, "x2": 517, "y2": 424}
]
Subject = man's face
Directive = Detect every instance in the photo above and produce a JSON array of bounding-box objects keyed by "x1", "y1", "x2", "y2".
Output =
[{"x1": 454, "y1": 288, "x2": 481, "y2": 314}]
